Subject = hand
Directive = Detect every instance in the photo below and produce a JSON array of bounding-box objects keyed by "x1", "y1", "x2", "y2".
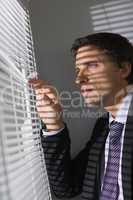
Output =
[{"x1": 29, "y1": 79, "x2": 64, "y2": 132}]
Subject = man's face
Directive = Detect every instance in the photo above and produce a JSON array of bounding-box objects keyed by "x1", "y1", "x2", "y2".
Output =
[{"x1": 75, "y1": 45, "x2": 126, "y2": 107}]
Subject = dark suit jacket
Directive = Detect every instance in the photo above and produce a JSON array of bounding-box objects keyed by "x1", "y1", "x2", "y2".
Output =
[{"x1": 41, "y1": 100, "x2": 133, "y2": 200}]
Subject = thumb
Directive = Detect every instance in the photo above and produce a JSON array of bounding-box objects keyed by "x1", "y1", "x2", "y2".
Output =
[
  {"x1": 43, "y1": 93, "x2": 55, "y2": 105},
  {"x1": 44, "y1": 92, "x2": 59, "y2": 105}
]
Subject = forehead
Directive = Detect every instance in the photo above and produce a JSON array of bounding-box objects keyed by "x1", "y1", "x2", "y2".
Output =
[
  {"x1": 75, "y1": 45, "x2": 106, "y2": 66},
  {"x1": 76, "y1": 45, "x2": 104, "y2": 59}
]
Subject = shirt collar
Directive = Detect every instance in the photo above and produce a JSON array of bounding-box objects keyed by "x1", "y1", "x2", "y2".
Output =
[{"x1": 109, "y1": 85, "x2": 133, "y2": 125}]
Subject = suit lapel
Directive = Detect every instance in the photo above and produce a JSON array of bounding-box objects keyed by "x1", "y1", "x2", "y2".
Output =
[
  {"x1": 82, "y1": 113, "x2": 109, "y2": 200},
  {"x1": 122, "y1": 97, "x2": 133, "y2": 200},
  {"x1": 82, "y1": 94, "x2": 133, "y2": 200}
]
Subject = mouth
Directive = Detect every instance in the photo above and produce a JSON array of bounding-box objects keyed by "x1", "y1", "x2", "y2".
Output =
[
  {"x1": 80, "y1": 87, "x2": 101, "y2": 107},
  {"x1": 80, "y1": 85, "x2": 100, "y2": 103},
  {"x1": 80, "y1": 88, "x2": 95, "y2": 100},
  {"x1": 81, "y1": 85, "x2": 94, "y2": 95},
  {"x1": 81, "y1": 88, "x2": 93, "y2": 93}
]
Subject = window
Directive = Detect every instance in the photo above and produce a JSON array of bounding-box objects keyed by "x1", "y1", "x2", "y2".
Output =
[
  {"x1": 90, "y1": 0, "x2": 133, "y2": 43},
  {"x1": 0, "y1": 0, "x2": 52, "y2": 200}
]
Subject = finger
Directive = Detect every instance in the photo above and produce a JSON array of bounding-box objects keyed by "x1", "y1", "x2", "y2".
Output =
[
  {"x1": 36, "y1": 99, "x2": 51, "y2": 106},
  {"x1": 29, "y1": 79, "x2": 50, "y2": 89},
  {"x1": 36, "y1": 94, "x2": 45, "y2": 100},
  {"x1": 46, "y1": 123, "x2": 64, "y2": 131},
  {"x1": 43, "y1": 93, "x2": 55, "y2": 105},
  {"x1": 35, "y1": 93, "x2": 53, "y2": 101},
  {"x1": 36, "y1": 100, "x2": 51, "y2": 106},
  {"x1": 34, "y1": 86, "x2": 58, "y2": 99},
  {"x1": 35, "y1": 87, "x2": 58, "y2": 97},
  {"x1": 36, "y1": 91, "x2": 57, "y2": 101},
  {"x1": 37, "y1": 105, "x2": 61, "y2": 116},
  {"x1": 29, "y1": 79, "x2": 47, "y2": 84},
  {"x1": 33, "y1": 87, "x2": 59, "y2": 103},
  {"x1": 36, "y1": 93, "x2": 59, "y2": 105},
  {"x1": 33, "y1": 84, "x2": 52, "y2": 90},
  {"x1": 29, "y1": 80, "x2": 57, "y2": 92},
  {"x1": 29, "y1": 80, "x2": 59, "y2": 102},
  {"x1": 39, "y1": 118, "x2": 59, "y2": 124},
  {"x1": 35, "y1": 88, "x2": 51, "y2": 95},
  {"x1": 37, "y1": 104, "x2": 54, "y2": 112},
  {"x1": 37, "y1": 111, "x2": 59, "y2": 118}
]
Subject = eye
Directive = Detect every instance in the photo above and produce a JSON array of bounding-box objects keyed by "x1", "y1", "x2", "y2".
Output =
[{"x1": 86, "y1": 61, "x2": 99, "y2": 69}]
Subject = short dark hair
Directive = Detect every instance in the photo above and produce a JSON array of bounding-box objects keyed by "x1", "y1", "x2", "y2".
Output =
[{"x1": 71, "y1": 32, "x2": 133, "y2": 84}]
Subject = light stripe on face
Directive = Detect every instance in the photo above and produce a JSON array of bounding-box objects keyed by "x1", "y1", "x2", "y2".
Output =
[
  {"x1": 75, "y1": 46, "x2": 105, "y2": 67},
  {"x1": 74, "y1": 46, "x2": 110, "y2": 88}
]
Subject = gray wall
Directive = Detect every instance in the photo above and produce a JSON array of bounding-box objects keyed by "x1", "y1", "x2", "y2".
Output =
[
  {"x1": 29, "y1": 0, "x2": 106, "y2": 199},
  {"x1": 29, "y1": 0, "x2": 101, "y2": 155}
]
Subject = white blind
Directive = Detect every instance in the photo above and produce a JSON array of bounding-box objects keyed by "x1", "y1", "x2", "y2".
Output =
[
  {"x1": 0, "y1": 0, "x2": 52, "y2": 200},
  {"x1": 90, "y1": 0, "x2": 133, "y2": 43}
]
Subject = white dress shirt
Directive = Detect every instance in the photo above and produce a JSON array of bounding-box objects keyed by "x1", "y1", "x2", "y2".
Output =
[
  {"x1": 103, "y1": 90, "x2": 133, "y2": 200},
  {"x1": 42, "y1": 126, "x2": 65, "y2": 136}
]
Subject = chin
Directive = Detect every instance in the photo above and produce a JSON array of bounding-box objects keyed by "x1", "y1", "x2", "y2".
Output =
[{"x1": 84, "y1": 98, "x2": 102, "y2": 108}]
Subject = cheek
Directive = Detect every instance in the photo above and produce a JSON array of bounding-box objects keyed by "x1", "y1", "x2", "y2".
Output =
[
  {"x1": 91, "y1": 70, "x2": 116, "y2": 94},
  {"x1": 90, "y1": 70, "x2": 111, "y2": 86},
  {"x1": 88, "y1": 65, "x2": 121, "y2": 90},
  {"x1": 99, "y1": 71, "x2": 122, "y2": 94}
]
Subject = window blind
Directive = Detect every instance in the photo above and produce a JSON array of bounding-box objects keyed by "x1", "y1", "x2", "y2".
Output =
[
  {"x1": 90, "y1": 0, "x2": 133, "y2": 43},
  {"x1": 0, "y1": 0, "x2": 52, "y2": 200}
]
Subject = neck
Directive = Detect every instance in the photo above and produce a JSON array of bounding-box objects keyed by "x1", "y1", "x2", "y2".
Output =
[{"x1": 104, "y1": 86, "x2": 128, "y2": 118}]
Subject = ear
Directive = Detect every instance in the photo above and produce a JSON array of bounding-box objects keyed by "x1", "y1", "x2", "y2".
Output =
[{"x1": 119, "y1": 62, "x2": 132, "y2": 79}]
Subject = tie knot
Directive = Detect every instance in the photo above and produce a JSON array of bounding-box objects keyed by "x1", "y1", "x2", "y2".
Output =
[{"x1": 109, "y1": 121, "x2": 124, "y2": 140}]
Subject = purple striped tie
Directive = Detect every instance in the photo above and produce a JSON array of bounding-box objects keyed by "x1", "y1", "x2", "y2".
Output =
[{"x1": 100, "y1": 121, "x2": 124, "y2": 200}]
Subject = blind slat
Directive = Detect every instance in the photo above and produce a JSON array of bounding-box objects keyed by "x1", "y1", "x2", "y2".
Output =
[
  {"x1": 0, "y1": 0, "x2": 52, "y2": 200},
  {"x1": 90, "y1": 0, "x2": 133, "y2": 43}
]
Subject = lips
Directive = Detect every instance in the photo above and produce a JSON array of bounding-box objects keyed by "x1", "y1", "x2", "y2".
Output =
[
  {"x1": 81, "y1": 85, "x2": 94, "y2": 93},
  {"x1": 81, "y1": 89, "x2": 94, "y2": 99},
  {"x1": 80, "y1": 84, "x2": 101, "y2": 106},
  {"x1": 81, "y1": 88, "x2": 93, "y2": 93},
  {"x1": 80, "y1": 84, "x2": 97, "y2": 100}
]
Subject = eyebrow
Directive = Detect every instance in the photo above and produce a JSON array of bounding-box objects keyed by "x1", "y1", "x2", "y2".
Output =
[{"x1": 75, "y1": 60, "x2": 100, "y2": 68}]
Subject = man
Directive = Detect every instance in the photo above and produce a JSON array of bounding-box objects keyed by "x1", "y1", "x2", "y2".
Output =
[{"x1": 30, "y1": 32, "x2": 133, "y2": 200}]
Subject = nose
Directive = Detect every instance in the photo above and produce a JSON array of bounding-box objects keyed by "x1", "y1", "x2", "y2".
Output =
[
  {"x1": 75, "y1": 75, "x2": 89, "y2": 84},
  {"x1": 75, "y1": 69, "x2": 89, "y2": 85}
]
